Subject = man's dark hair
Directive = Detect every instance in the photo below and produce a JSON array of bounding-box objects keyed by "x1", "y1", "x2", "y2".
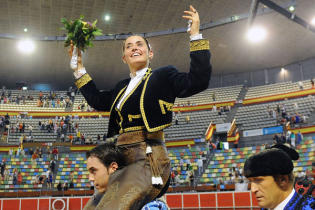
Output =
[{"x1": 86, "y1": 143, "x2": 126, "y2": 169}]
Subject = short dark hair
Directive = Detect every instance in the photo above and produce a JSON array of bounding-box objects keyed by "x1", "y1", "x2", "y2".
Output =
[
  {"x1": 86, "y1": 143, "x2": 126, "y2": 169},
  {"x1": 122, "y1": 34, "x2": 151, "y2": 53}
]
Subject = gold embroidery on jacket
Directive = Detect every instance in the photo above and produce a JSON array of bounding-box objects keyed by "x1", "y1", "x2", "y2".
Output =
[
  {"x1": 75, "y1": 74, "x2": 92, "y2": 89},
  {"x1": 190, "y1": 39, "x2": 210, "y2": 52},
  {"x1": 158, "y1": 100, "x2": 174, "y2": 114},
  {"x1": 109, "y1": 86, "x2": 127, "y2": 115},
  {"x1": 140, "y1": 73, "x2": 172, "y2": 132},
  {"x1": 128, "y1": 114, "x2": 142, "y2": 122}
]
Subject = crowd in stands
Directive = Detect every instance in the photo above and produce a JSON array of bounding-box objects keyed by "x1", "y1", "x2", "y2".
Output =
[
  {"x1": 77, "y1": 100, "x2": 94, "y2": 112},
  {"x1": 37, "y1": 89, "x2": 76, "y2": 108},
  {"x1": 267, "y1": 103, "x2": 308, "y2": 127},
  {"x1": 0, "y1": 86, "x2": 77, "y2": 109},
  {"x1": 273, "y1": 131, "x2": 304, "y2": 147}
]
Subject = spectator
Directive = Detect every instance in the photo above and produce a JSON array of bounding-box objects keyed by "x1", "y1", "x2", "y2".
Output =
[
  {"x1": 174, "y1": 173, "x2": 182, "y2": 186},
  {"x1": 296, "y1": 131, "x2": 303, "y2": 145},
  {"x1": 68, "y1": 134, "x2": 74, "y2": 144},
  {"x1": 52, "y1": 147, "x2": 59, "y2": 160},
  {"x1": 9, "y1": 148, "x2": 13, "y2": 156},
  {"x1": 47, "y1": 170, "x2": 53, "y2": 189},
  {"x1": 17, "y1": 172, "x2": 23, "y2": 184},
  {"x1": 174, "y1": 113, "x2": 179, "y2": 125},
  {"x1": 197, "y1": 158, "x2": 203, "y2": 175},
  {"x1": 212, "y1": 92, "x2": 216, "y2": 101},
  {"x1": 29, "y1": 148, "x2": 34, "y2": 156},
  {"x1": 0, "y1": 159, "x2": 6, "y2": 178},
  {"x1": 187, "y1": 170, "x2": 194, "y2": 187},
  {"x1": 311, "y1": 79, "x2": 315, "y2": 88},
  {"x1": 69, "y1": 181, "x2": 74, "y2": 189},
  {"x1": 28, "y1": 125, "x2": 33, "y2": 136},
  {"x1": 179, "y1": 158, "x2": 184, "y2": 171},
  {"x1": 212, "y1": 105, "x2": 217, "y2": 112},
  {"x1": 185, "y1": 115, "x2": 190, "y2": 124},
  {"x1": 32, "y1": 152, "x2": 38, "y2": 164},
  {"x1": 12, "y1": 168, "x2": 18, "y2": 185},
  {"x1": 50, "y1": 159, "x2": 56, "y2": 173},
  {"x1": 290, "y1": 132, "x2": 296, "y2": 147},
  {"x1": 170, "y1": 170, "x2": 176, "y2": 186},
  {"x1": 297, "y1": 170, "x2": 306, "y2": 179},
  {"x1": 298, "y1": 81, "x2": 303, "y2": 90},
  {"x1": 3, "y1": 168, "x2": 9, "y2": 181},
  {"x1": 64, "y1": 182, "x2": 69, "y2": 191},
  {"x1": 57, "y1": 182, "x2": 63, "y2": 191}
]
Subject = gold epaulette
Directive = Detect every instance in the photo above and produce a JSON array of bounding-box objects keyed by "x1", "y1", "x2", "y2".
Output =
[
  {"x1": 75, "y1": 73, "x2": 92, "y2": 89},
  {"x1": 190, "y1": 39, "x2": 210, "y2": 52}
]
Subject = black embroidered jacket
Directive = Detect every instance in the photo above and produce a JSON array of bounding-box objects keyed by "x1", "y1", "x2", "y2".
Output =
[{"x1": 75, "y1": 39, "x2": 212, "y2": 137}]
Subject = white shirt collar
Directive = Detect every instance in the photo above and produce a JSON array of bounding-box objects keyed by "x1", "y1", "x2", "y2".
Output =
[
  {"x1": 130, "y1": 67, "x2": 148, "y2": 79},
  {"x1": 272, "y1": 188, "x2": 295, "y2": 210}
]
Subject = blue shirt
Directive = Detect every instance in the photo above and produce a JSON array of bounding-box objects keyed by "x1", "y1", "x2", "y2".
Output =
[{"x1": 141, "y1": 200, "x2": 168, "y2": 210}]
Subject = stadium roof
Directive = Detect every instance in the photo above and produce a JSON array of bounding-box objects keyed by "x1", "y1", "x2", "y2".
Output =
[{"x1": 0, "y1": 0, "x2": 315, "y2": 90}]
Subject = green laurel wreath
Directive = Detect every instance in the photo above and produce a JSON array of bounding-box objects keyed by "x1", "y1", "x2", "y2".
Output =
[{"x1": 61, "y1": 15, "x2": 103, "y2": 52}]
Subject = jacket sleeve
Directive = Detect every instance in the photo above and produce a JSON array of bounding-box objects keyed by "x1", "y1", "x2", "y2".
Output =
[
  {"x1": 167, "y1": 39, "x2": 212, "y2": 98},
  {"x1": 74, "y1": 73, "x2": 113, "y2": 111}
]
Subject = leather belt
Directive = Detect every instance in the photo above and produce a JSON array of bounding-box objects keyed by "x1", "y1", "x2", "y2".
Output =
[{"x1": 117, "y1": 130, "x2": 164, "y2": 146}]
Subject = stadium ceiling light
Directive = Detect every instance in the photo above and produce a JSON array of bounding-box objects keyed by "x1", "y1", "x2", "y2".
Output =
[
  {"x1": 311, "y1": 17, "x2": 315, "y2": 26},
  {"x1": 246, "y1": 26, "x2": 267, "y2": 43},
  {"x1": 104, "y1": 14, "x2": 110, "y2": 21},
  {"x1": 288, "y1": 6, "x2": 295, "y2": 12},
  {"x1": 17, "y1": 39, "x2": 35, "y2": 54},
  {"x1": 24, "y1": 28, "x2": 28, "y2": 32}
]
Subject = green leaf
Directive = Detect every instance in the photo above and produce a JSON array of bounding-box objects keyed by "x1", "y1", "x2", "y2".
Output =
[
  {"x1": 92, "y1": 19, "x2": 97, "y2": 27},
  {"x1": 92, "y1": 31, "x2": 103, "y2": 36}
]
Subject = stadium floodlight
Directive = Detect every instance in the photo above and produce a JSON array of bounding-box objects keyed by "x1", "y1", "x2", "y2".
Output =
[
  {"x1": 311, "y1": 17, "x2": 315, "y2": 26},
  {"x1": 104, "y1": 14, "x2": 110, "y2": 21},
  {"x1": 246, "y1": 26, "x2": 267, "y2": 43},
  {"x1": 17, "y1": 39, "x2": 35, "y2": 54}
]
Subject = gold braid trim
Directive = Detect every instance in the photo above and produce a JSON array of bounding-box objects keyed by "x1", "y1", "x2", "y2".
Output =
[
  {"x1": 190, "y1": 39, "x2": 210, "y2": 52},
  {"x1": 75, "y1": 73, "x2": 92, "y2": 89},
  {"x1": 140, "y1": 73, "x2": 172, "y2": 132}
]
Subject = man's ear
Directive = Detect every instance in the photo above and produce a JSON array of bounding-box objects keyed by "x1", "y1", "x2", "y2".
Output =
[
  {"x1": 277, "y1": 175, "x2": 290, "y2": 190},
  {"x1": 109, "y1": 162, "x2": 118, "y2": 173}
]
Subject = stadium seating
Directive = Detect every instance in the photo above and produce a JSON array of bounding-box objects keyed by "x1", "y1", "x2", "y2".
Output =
[
  {"x1": 165, "y1": 110, "x2": 227, "y2": 141},
  {"x1": 0, "y1": 90, "x2": 68, "y2": 112},
  {"x1": 293, "y1": 139, "x2": 314, "y2": 174},
  {"x1": 0, "y1": 154, "x2": 47, "y2": 192},
  {"x1": 235, "y1": 96, "x2": 315, "y2": 130},
  {"x1": 55, "y1": 153, "x2": 90, "y2": 190},
  {"x1": 7, "y1": 117, "x2": 108, "y2": 144},
  {"x1": 245, "y1": 80, "x2": 312, "y2": 100},
  {"x1": 174, "y1": 85, "x2": 243, "y2": 106},
  {"x1": 199, "y1": 146, "x2": 263, "y2": 185},
  {"x1": 168, "y1": 146, "x2": 208, "y2": 184}
]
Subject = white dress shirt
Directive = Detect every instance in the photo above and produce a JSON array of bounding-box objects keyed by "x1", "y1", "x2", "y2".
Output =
[
  {"x1": 116, "y1": 67, "x2": 147, "y2": 109},
  {"x1": 272, "y1": 188, "x2": 295, "y2": 210}
]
